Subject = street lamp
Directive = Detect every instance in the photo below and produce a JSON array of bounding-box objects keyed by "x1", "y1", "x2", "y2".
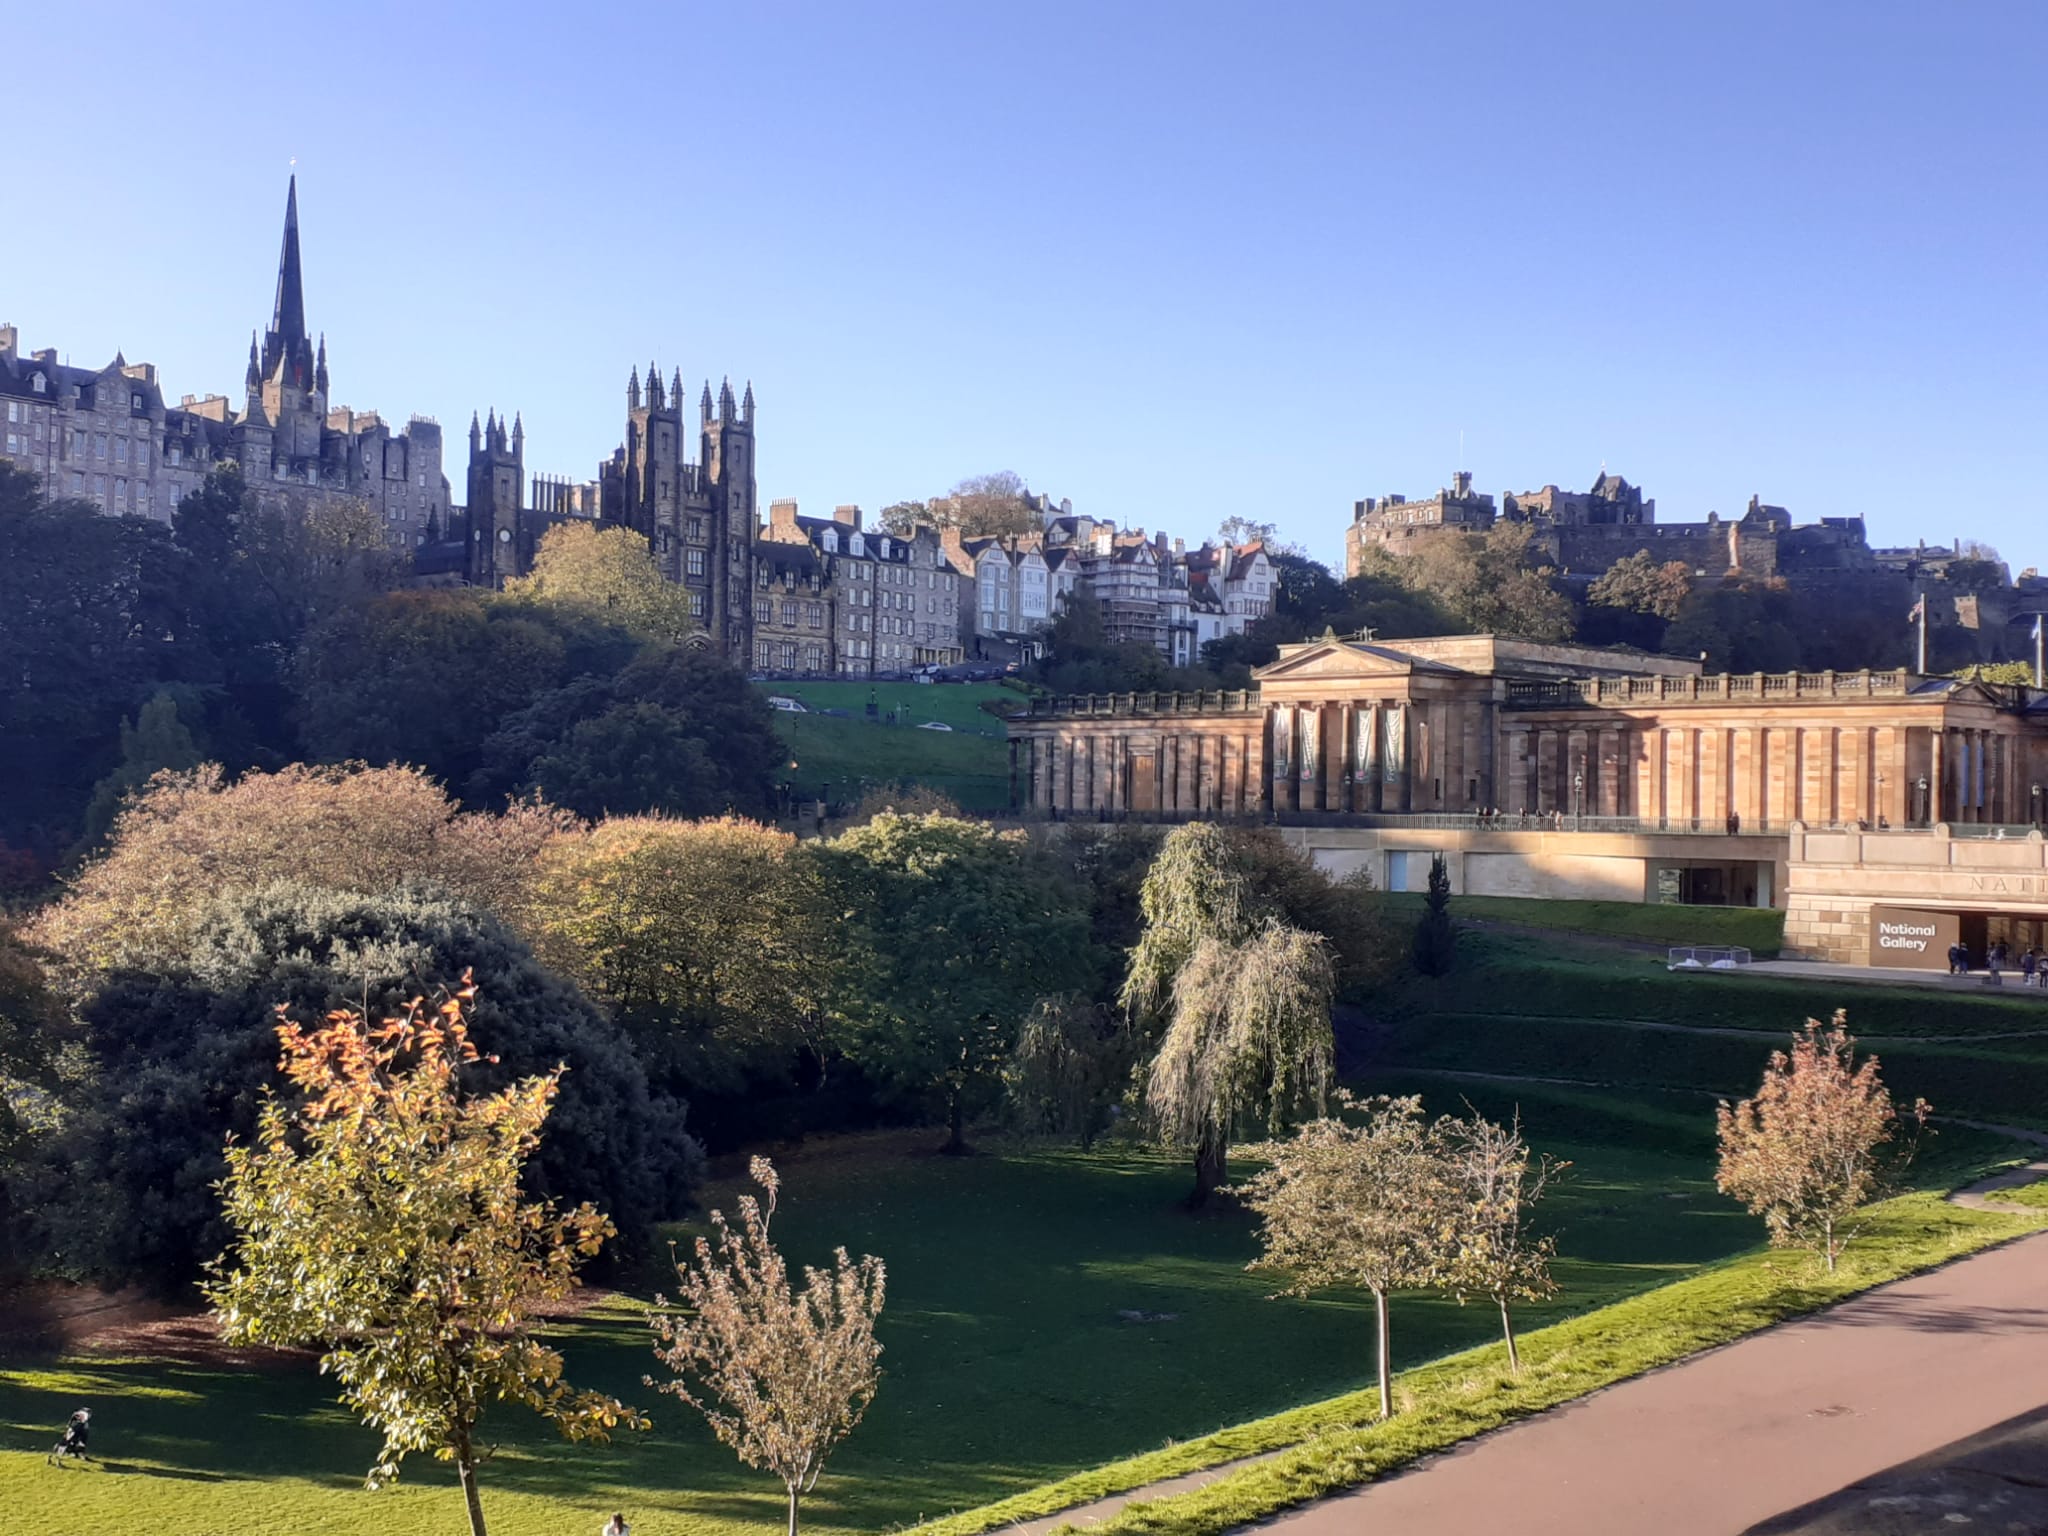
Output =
[
  {"x1": 2032, "y1": 783, "x2": 2043, "y2": 829},
  {"x1": 1916, "y1": 775, "x2": 1930, "y2": 826}
]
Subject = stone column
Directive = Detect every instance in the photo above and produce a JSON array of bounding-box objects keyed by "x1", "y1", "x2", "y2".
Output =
[
  {"x1": 1637, "y1": 727, "x2": 1662, "y2": 825},
  {"x1": 1666, "y1": 728, "x2": 1692, "y2": 826},
  {"x1": 1505, "y1": 727, "x2": 1529, "y2": 815},
  {"x1": 1362, "y1": 703, "x2": 1384, "y2": 812},
  {"x1": 1536, "y1": 729, "x2": 1559, "y2": 814},
  {"x1": 1325, "y1": 704, "x2": 1346, "y2": 812},
  {"x1": 1597, "y1": 727, "x2": 1622, "y2": 817},
  {"x1": 1839, "y1": 727, "x2": 1865, "y2": 826},
  {"x1": 1565, "y1": 728, "x2": 1589, "y2": 819},
  {"x1": 1930, "y1": 727, "x2": 1948, "y2": 823}
]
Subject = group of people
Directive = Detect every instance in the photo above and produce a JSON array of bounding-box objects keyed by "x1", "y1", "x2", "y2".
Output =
[{"x1": 1947, "y1": 939, "x2": 2047, "y2": 984}]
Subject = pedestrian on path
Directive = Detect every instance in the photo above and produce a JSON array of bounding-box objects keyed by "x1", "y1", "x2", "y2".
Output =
[{"x1": 601, "y1": 1514, "x2": 631, "y2": 1536}]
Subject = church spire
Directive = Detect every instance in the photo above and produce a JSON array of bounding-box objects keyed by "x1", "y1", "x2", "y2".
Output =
[
  {"x1": 261, "y1": 175, "x2": 316, "y2": 390},
  {"x1": 315, "y1": 333, "x2": 328, "y2": 396},
  {"x1": 245, "y1": 330, "x2": 261, "y2": 392}
]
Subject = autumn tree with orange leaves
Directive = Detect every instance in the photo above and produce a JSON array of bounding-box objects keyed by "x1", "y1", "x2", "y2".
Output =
[
  {"x1": 1716, "y1": 1011, "x2": 1928, "y2": 1272},
  {"x1": 205, "y1": 981, "x2": 643, "y2": 1536}
]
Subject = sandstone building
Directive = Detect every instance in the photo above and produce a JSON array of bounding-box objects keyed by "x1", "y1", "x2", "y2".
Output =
[
  {"x1": 1006, "y1": 632, "x2": 2048, "y2": 943},
  {"x1": 0, "y1": 178, "x2": 448, "y2": 543}
]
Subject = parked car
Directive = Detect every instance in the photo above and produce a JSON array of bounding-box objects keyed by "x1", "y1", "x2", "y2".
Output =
[
  {"x1": 766, "y1": 695, "x2": 808, "y2": 713},
  {"x1": 916, "y1": 720, "x2": 954, "y2": 732}
]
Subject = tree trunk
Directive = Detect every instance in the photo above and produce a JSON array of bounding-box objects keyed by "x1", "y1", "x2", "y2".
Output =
[
  {"x1": 787, "y1": 1484, "x2": 802, "y2": 1536},
  {"x1": 457, "y1": 1453, "x2": 488, "y2": 1536},
  {"x1": 1499, "y1": 1296, "x2": 1520, "y2": 1376},
  {"x1": 943, "y1": 1087, "x2": 967, "y2": 1155},
  {"x1": 1189, "y1": 1131, "x2": 1228, "y2": 1208},
  {"x1": 1374, "y1": 1287, "x2": 1393, "y2": 1420}
]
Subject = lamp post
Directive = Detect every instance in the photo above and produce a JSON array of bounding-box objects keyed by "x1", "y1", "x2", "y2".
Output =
[
  {"x1": 1572, "y1": 769, "x2": 1585, "y2": 830},
  {"x1": 1875, "y1": 771, "x2": 1886, "y2": 830},
  {"x1": 1916, "y1": 775, "x2": 1930, "y2": 827},
  {"x1": 2032, "y1": 784, "x2": 2042, "y2": 830}
]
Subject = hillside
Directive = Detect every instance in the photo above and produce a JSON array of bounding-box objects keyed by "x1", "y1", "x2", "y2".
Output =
[{"x1": 759, "y1": 680, "x2": 1018, "y2": 810}]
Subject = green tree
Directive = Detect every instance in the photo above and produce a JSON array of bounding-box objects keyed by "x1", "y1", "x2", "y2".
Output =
[
  {"x1": 0, "y1": 461, "x2": 202, "y2": 855},
  {"x1": 207, "y1": 986, "x2": 645, "y2": 1536},
  {"x1": 33, "y1": 883, "x2": 694, "y2": 1292},
  {"x1": 813, "y1": 813, "x2": 1092, "y2": 1153},
  {"x1": 1239, "y1": 1094, "x2": 1453, "y2": 1419},
  {"x1": 1435, "y1": 1112, "x2": 1564, "y2": 1374},
  {"x1": 1716, "y1": 1011, "x2": 1926, "y2": 1272},
  {"x1": 75, "y1": 689, "x2": 205, "y2": 852},
  {"x1": 886, "y1": 471, "x2": 1037, "y2": 537},
  {"x1": 1588, "y1": 549, "x2": 1694, "y2": 621},
  {"x1": 529, "y1": 816, "x2": 825, "y2": 1091},
  {"x1": 506, "y1": 521, "x2": 697, "y2": 644},
  {"x1": 1005, "y1": 995, "x2": 1130, "y2": 1148},
  {"x1": 1146, "y1": 919, "x2": 1335, "y2": 1204},
  {"x1": 648, "y1": 1157, "x2": 885, "y2": 1536},
  {"x1": 1411, "y1": 853, "x2": 1457, "y2": 977}
]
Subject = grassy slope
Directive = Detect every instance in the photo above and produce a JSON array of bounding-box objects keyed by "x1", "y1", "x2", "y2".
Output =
[
  {"x1": 915, "y1": 1192, "x2": 2044, "y2": 1536},
  {"x1": 0, "y1": 1115, "x2": 1755, "y2": 1536},
  {"x1": 1375, "y1": 928, "x2": 2048, "y2": 1127},
  {"x1": 1383, "y1": 892, "x2": 1787, "y2": 955},
  {"x1": 761, "y1": 682, "x2": 1015, "y2": 810}
]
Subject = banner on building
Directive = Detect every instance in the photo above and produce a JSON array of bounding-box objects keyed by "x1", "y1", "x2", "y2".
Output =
[
  {"x1": 1357, "y1": 705, "x2": 1380, "y2": 800},
  {"x1": 1383, "y1": 703, "x2": 1408, "y2": 782},
  {"x1": 1867, "y1": 905, "x2": 1958, "y2": 970},
  {"x1": 1300, "y1": 708, "x2": 1320, "y2": 786},
  {"x1": 1271, "y1": 706, "x2": 1293, "y2": 781}
]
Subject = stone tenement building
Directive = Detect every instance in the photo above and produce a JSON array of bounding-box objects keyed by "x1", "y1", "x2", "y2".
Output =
[
  {"x1": 1006, "y1": 632, "x2": 2048, "y2": 960},
  {"x1": 0, "y1": 178, "x2": 448, "y2": 543},
  {"x1": 759, "y1": 500, "x2": 967, "y2": 674}
]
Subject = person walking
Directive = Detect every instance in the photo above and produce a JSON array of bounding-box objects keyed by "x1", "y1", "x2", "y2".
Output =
[
  {"x1": 2024, "y1": 949, "x2": 2038, "y2": 988},
  {"x1": 601, "y1": 1514, "x2": 631, "y2": 1536}
]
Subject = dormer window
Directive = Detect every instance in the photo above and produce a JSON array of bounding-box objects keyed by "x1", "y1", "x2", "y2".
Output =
[
  {"x1": 822, "y1": 528, "x2": 838, "y2": 552},
  {"x1": 31, "y1": 374, "x2": 45, "y2": 394},
  {"x1": 131, "y1": 393, "x2": 144, "y2": 410}
]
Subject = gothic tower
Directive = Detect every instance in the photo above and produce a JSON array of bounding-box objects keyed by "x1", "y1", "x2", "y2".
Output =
[
  {"x1": 621, "y1": 359, "x2": 689, "y2": 585},
  {"x1": 701, "y1": 376, "x2": 758, "y2": 659},
  {"x1": 251, "y1": 175, "x2": 326, "y2": 463},
  {"x1": 466, "y1": 409, "x2": 525, "y2": 586}
]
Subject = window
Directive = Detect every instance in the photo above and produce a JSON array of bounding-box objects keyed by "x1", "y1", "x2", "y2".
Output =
[
  {"x1": 756, "y1": 564, "x2": 770, "y2": 587},
  {"x1": 70, "y1": 471, "x2": 83, "y2": 492},
  {"x1": 687, "y1": 548, "x2": 706, "y2": 577},
  {"x1": 780, "y1": 600, "x2": 796, "y2": 626},
  {"x1": 689, "y1": 591, "x2": 705, "y2": 618},
  {"x1": 95, "y1": 474, "x2": 107, "y2": 498},
  {"x1": 94, "y1": 433, "x2": 107, "y2": 460},
  {"x1": 808, "y1": 602, "x2": 823, "y2": 629},
  {"x1": 31, "y1": 374, "x2": 45, "y2": 394},
  {"x1": 4, "y1": 403, "x2": 16, "y2": 423},
  {"x1": 754, "y1": 598, "x2": 771, "y2": 624},
  {"x1": 131, "y1": 393, "x2": 143, "y2": 410},
  {"x1": 805, "y1": 644, "x2": 822, "y2": 671},
  {"x1": 756, "y1": 641, "x2": 772, "y2": 669}
]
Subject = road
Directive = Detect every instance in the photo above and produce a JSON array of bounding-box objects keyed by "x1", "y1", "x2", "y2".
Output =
[{"x1": 1262, "y1": 1231, "x2": 2048, "y2": 1536}]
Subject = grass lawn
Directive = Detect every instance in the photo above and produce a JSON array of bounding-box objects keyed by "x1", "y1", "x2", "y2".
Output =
[
  {"x1": 1384, "y1": 892, "x2": 1787, "y2": 956},
  {"x1": 759, "y1": 682, "x2": 1017, "y2": 811},
  {"x1": 0, "y1": 1094, "x2": 1766, "y2": 1536}
]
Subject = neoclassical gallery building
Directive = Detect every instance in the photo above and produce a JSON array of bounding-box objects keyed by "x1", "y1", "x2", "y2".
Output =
[{"x1": 1004, "y1": 633, "x2": 2048, "y2": 966}]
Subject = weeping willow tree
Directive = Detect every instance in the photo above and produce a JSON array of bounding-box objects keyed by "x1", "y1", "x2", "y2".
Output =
[
  {"x1": 1146, "y1": 920, "x2": 1336, "y2": 1205},
  {"x1": 1006, "y1": 995, "x2": 1130, "y2": 1149},
  {"x1": 1120, "y1": 823, "x2": 1262, "y2": 1024}
]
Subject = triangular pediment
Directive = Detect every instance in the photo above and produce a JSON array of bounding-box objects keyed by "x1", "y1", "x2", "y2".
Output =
[{"x1": 1256, "y1": 639, "x2": 1430, "y2": 683}]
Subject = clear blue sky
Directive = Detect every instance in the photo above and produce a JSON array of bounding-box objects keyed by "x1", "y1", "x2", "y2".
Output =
[{"x1": 4, "y1": 2, "x2": 2043, "y2": 572}]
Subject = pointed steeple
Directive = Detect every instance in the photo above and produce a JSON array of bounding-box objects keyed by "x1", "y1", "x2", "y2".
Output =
[
  {"x1": 700, "y1": 381, "x2": 713, "y2": 424},
  {"x1": 469, "y1": 410, "x2": 482, "y2": 451},
  {"x1": 718, "y1": 376, "x2": 736, "y2": 421},
  {"x1": 742, "y1": 380, "x2": 755, "y2": 423},
  {"x1": 511, "y1": 411, "x2": 524, "y2": 451},
  {"x1": 315, "y1": 333, "x2": 328, "y2": 396},
  {"x1": 670, "y1": 367, "x2": 682, "y2": 406},
  {"x1": 648, "y1": 361, "x2": 664, "y2": 411},
  {"x1": 628, "y1": 365, "x2": 641, "y2": 411},
  {"x1": 245, "y1": 331, "x2": 261, "y2": 392},
  {"x1": 261, "y1": 175, "x2": 316, "y2": 389}
]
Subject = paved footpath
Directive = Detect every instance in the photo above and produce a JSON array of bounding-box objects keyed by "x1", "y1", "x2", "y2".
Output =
[{"x1": 1262, "y1": 1231, "x2": 2048, "y2": 1536}]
